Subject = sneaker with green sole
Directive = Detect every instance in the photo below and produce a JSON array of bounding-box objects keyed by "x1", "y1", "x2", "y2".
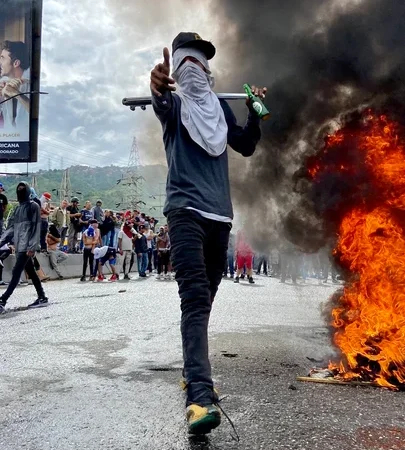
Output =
[{"x1": 186, "y1": 404, "x2": 221, "y2": 435}]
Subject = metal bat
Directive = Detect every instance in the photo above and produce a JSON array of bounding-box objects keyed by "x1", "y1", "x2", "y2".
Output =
[{"x1": 122, "y1": 93, "x2": 248, "y2": 111}]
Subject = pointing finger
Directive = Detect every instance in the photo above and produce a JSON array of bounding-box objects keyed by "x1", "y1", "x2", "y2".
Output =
[{"x1": 163, "y1": 47, "x2": 170, "y2": 68}]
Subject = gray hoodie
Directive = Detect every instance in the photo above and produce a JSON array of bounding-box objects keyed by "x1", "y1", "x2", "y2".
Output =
[{"x1": 0, "y1": 181, "x2": 41, "y2": 253}]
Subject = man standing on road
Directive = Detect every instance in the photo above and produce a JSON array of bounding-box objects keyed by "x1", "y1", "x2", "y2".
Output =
[
  {"x1": 134, "y1": 225, "x2": 148, "y2": 278},
  {"x1": 118, "y1": 219, "x2": 136, "y2": 280},
  {"x1": 39, "y1": 192, "x2": 52, "y2": 252},
  {"x1": 92, "y1": 200, "x2": 104, "y2": 226},
  {"x1": 144, "y1": 222, "x2": 155, "y2": 273},
  {"x1": 0, "y1": 182, "x2": 48, "y2": 313},
  {"x1": 67, "y1": 197, "x2": 81, "y2": 253},
  {"x1": 52, "y1": 199, "x2": 69, "y2": 246},
  {"x1": 81, "y1": 219, "x2": 101, "y2": 282},
  {"x1": 150, "y1": 32, "x2": 265, "y2": 434},
  {"x1": 80, "y1": 201, "x2": 93, "y2": 231},
  {"x1": 0, "y1": 183, "x2": 8, "y2": 235}
]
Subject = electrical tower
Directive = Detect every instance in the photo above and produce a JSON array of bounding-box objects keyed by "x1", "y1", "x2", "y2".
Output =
[
  {"x1": 60, "y1": 168, "x2": 72, "y2": 202},
  {"x1": 116, "y1": 137, "x2": 144, "y2": 210}
]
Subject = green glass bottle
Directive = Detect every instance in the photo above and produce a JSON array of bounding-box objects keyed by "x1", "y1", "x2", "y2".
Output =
[{"x1": 243, "y1": 84, "x2": 270, "y2": 121}]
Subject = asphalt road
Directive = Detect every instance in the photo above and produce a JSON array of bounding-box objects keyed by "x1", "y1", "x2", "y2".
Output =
[{"x1": 1, "y1": 275, "x2": 404, "y2": 450}]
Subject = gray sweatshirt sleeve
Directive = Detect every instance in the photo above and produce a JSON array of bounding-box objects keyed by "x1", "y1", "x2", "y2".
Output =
[
  {"x1": 28, "y1": 202, "x2": 41, "y2": 252},
  {"x1": 0, "y1": 210, "x2": 15, "y2": 247}
]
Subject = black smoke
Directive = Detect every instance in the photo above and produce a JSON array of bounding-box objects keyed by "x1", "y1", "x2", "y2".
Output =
[{"x1": 211, "y1": 0, "x2": 405, "y2": 251}]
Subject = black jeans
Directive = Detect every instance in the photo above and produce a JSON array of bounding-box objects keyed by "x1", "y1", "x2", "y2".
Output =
[
  {"x1": 1, "y1": 252, "x2": 45, "y2": 304},
  {"x1": 168, "y1": 209, "x2": 231, "y2": 406},
  {"x1": 82, "y1": 247, "x2": 94, "y2": 277},
  {"x1": 40, "y1": 219, "x2": 49, "y2": 251},
  {"x1": 157, "y1": 250, "x2": 170, "y2": 274},
  {"x1": 223, "y1": 253, "x2": 234, "y2": 276},
  {"x1": 147, "y1": 248, "x2": 153, "y2": 272},
  {"x1": 256, "y1": 256, "x2": 268, "y2": 274}
]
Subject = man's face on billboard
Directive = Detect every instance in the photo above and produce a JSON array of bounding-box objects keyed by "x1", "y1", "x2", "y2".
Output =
[{"x1": 0, "y1": 50, "x2": 14, "y2": 77}]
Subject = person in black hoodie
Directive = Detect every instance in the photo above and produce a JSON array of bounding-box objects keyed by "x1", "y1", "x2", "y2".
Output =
[
  {"x1": 135, "y1": 225, "x2": 148, "y2": 277},
  {"x1": 0, "y1": 182, "x2": 48, "y2": 313}
]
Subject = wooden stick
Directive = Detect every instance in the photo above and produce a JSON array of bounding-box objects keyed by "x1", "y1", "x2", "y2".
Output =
[{"x1": 296, "y1": 376, "x2": 377, "y2": 387}]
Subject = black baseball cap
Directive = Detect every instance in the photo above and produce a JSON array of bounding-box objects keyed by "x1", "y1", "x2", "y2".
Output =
[{"x1": 172, "y1": 32, "x2": 216, "y2": 60}]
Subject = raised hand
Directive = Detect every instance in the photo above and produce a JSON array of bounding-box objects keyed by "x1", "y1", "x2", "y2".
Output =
[
  {"x1": 150, "y1": 47, "x2": 176, "y2": 97},
  {"x1": 2, "y1": 78, "x2": 23, "y2": 99}
]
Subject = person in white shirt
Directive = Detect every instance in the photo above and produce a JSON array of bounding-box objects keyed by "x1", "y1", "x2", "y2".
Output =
[
  {"x1": 118, "y1": 220, "x2": 136, "y2": 280},
  {"x1": 144, "y1": 222, "x2": 155, "y2": 273}
]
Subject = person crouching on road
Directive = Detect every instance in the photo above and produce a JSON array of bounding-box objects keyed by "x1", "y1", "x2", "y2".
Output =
[
  {"x1": 93, "y1": 246, "x2": 118, "y2": 282},
  {"x1": 47, "y1": 224, "x2": 68, "y2": 280},
  {"x1": 81, "y1": 219, "x2": 101, "y2": 282},
  {"x1": 0, "y1": 182, "x2": 48, "y2": 313}
]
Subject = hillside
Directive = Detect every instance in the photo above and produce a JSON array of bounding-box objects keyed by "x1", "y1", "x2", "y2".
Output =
[{"x1": 0, "y1": 164, "x2": 168, "y2": 220}]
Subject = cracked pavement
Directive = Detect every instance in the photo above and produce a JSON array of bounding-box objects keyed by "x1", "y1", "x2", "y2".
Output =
[{"x1": 1, "y1": 275, "x2": 404, "y2": 450}]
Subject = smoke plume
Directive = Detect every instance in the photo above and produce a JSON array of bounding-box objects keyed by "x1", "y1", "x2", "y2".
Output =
[{"x1": 210, "y1": 0, "x2": 405, "y2": 251}]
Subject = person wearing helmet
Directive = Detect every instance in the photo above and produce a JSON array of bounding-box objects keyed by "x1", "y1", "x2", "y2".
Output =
[
  {"x1": 0, "y1": 182, "x2": 48, "y2": 313},
  {"x1": 67, "y1": 197, "x2": 81, "y2": 253}
]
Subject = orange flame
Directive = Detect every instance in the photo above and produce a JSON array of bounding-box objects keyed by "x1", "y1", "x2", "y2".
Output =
[{"x1": 312, "y1": 113, "x2": 405, "y2": 389}]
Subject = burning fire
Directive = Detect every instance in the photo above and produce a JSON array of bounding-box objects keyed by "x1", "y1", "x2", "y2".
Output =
[{"x1": 308, "y1": 112, "x2": 405, "y2": 390}]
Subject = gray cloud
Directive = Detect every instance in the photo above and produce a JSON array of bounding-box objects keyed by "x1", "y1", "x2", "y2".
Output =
[{"x1": 26, "y1": 0, "x2": 227, "y2": 173}]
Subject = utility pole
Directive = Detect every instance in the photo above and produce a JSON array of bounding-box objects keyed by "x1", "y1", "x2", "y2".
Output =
[
  {"x1": 60, "y1": 168, "x2": 72, "y2": 202},
  {"x1": 116, "y1": 137, "x2": 145, "y2": 210},
  {"x1": 31, "y1": 175, "x2": 38, "y2": 193}
]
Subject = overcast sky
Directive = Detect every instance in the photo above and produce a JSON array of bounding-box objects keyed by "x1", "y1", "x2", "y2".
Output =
[
  {"x1": 2, "y1": 0, "x2": 357, "y2": 174},
  {"x1": 10, "y1": 0, "x2": 226, "y2": 172}
]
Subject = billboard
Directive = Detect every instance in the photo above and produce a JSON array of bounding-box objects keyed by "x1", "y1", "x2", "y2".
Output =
[{"x1": 0, "y1": 0, "x2": 42, "y2": 163}]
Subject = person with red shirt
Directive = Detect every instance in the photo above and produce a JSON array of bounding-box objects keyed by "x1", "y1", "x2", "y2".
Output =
[{"x1": 234, "y1": 230, "x2": 255, "y2": 284}]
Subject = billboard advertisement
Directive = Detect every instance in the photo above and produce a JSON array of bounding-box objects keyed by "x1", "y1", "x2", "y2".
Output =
[{"x1": 0, "y1": 0, "x2": 42, "y2": 163}]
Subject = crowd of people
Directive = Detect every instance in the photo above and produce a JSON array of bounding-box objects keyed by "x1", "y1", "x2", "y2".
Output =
[
  {"x1": 30, "y1": 192, "x2": 173, "y2": 282},
  {"x1": 0, "y1": 184, "x2": 340, "y2": 287}
]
